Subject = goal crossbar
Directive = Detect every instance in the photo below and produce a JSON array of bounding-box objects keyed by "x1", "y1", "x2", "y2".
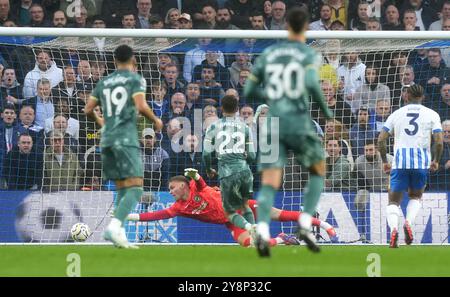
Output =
[{"x1": 0, "y1": 27, "x2": 449, "y2": 40}]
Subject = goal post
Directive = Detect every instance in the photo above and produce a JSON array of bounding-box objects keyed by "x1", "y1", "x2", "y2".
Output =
[{"x1": 0, "y1": 28, "x2": 448, "y2": 244}]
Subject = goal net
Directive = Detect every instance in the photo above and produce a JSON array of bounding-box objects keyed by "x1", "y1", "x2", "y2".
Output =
[{"x1": 0, "y1": 31, "x2": 448, "y2": 244}]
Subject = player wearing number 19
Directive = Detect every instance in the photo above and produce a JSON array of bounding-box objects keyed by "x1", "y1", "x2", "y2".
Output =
[
  {"x1": 203, "y1": 95, "x2": 257, "y2": 235},
  {"x1": 243, "y1": 7, "x2": 333, "y2": 257},
  {"x1": 378, "y1": 84, "x2": 443, "y2": 248},
  {"x1": 84, "y1": 45, "x2": 163, "y2": 249}
]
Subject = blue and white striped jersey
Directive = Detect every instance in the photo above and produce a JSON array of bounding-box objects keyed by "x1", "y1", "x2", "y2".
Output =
[{"x1": 383, "y1": 104, "x2": 442, "y2": 169}]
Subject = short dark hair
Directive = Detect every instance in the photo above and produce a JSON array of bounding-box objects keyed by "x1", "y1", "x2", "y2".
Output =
[
  {"x1": 221, "y1": 95, "x2": 239, "y2": 113},
  {"x1": 2, "y1": 103, "x2": 16, "y2": 113},
  {"x1": 364, "y1": 138, "x2": 376, "y2": 147},
  {"x1": 287, "y1": 6, "x2": 310, "y2": 33},
  {"x1": 114, "y1": 44, "x2": 134, "y2": 63},
  {"x1": 168, "y1": 175, "x2": 189, "y2": 185}
]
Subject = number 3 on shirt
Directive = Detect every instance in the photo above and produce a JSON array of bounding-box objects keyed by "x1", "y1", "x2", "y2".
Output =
[{"x1": 404, "y1": 113, "x2": 419, "y2": 136}]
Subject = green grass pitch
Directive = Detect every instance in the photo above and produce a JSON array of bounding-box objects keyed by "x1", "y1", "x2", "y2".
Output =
[{"x1": 1, "y1": 245, "x2": 449, "y2": 277}]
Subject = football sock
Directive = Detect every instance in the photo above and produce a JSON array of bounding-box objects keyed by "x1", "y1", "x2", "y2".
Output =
[
  {"x1": 256, "y1": 185, "x2": 277, "y2": 225},
  {"x1": 406, "y1": 199, "x2": 421, "y2": 225},
  {"x1": 243, "y1": 237, "x2": 251, "y2": 247},
  {"x1": 297, "y1": 212, "x2": 323, "y2": 228},
  {"x1": 302, "y1": 174, "x2": 324, "y2": 215},
  {"x1": 278, "y1": 210, "x2": 300, "y2": 221},
  {"x1": 298, "y1": 212, "x2": 313, "y2": 230},
  {"x1": 115, "y1": 187, "x2": 143, "y2": 223},
  {"x1": 242, "y1": 205, "x2": 255, "y2": 224},
  {"x1": 386, "y1": 204, "x2": 400, "y2": 232},
  {"x1": 228, "y1": 213, "x2": 252, "y2": 231}
]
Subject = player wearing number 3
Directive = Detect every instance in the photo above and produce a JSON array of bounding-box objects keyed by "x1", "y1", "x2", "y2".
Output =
[
  {"x1": 84, "y1": 45, "x2": 163, "y2": 248},
  {"x1": 378, "y1": 84, "x2": 444, "y2": 248},
  {"x1": 243, "y1": 7, "x2": 333, "y2": 257}
]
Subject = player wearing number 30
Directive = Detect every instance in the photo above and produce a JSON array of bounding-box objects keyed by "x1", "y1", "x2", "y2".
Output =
[
  {"x1": 378, "y1": 84, "x2": 443, "y2": 248},
  {"x1": 243, "y1": 7, "x2": 333, "y2": 257},
  {"x1": 203, "y1": 95, "x2": 257, "y2": 237},
  {"x1": 84, "y1": 45, "x2": 163, "y2": 248}
]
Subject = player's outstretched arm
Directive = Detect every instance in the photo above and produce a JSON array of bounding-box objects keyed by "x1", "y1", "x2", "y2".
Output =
[
  {"x1": 305, "y1": 65, "x2": 333, "y2": 119},
  {"x1": 243, "y1": 75, "x2": 266, "y2": 103},
  {"x1": 84, "y1": 96, "x2": 104, "y2": 127},
  {"x1": 127, "y1": 209, "x2": 175, "y2": 221},
  {"x1": 133, "y1": 93, "x2": 163, "y2": 132}
]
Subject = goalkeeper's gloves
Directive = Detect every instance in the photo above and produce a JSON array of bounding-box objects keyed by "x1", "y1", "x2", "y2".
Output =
[{"x1": 184, "y1": 168, "x2": 200, "y2": 181}]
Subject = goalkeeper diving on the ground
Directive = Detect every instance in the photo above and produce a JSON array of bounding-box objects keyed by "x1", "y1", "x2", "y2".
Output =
[{"x1": 127, "y1": 168, "x2": 338, "y2": 247}]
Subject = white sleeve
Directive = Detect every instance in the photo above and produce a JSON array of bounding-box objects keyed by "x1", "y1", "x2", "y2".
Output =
[
  {"x1": 183, "y1": 52, "x2": 193, "y2": 83},
  {"x1": 431, "y1": 111, "x2": 443, "y2": 134},
  {"x1": 382, "y1": 111, "x2": 396, "y2": 134},
  {"x1": 23, "y1": 73, "x2": 34, "y2": 99}
]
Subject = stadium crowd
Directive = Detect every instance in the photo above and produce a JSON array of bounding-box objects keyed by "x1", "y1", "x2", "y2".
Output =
[{"x1": 0, "y1": 0, "x2": 449, "y2": 195}]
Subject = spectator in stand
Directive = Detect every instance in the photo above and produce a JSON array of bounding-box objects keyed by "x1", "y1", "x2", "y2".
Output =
[
  {"x1": 382, "y1": 4, "x2": 403, "y2": 30},
  {"x1": 229, "y1": 49, "x2": 252, "y2": 89},
  {"x1": 350, "y1": 105, "x2": 378, "y2": 157},
  {"x1": 225, "y1": 0, "x2": 260, "y2": 29},
  {"x1": 29, "y1": 3, "x2": 52, "y2": 27},
  {"x1": 268, "y1": 0, "x2": 286, "y2": 30},
  {"x1": 52, "y1": 10, "x2": 68, "y2": 27},
  {"x1": 181, "y1": 0, "x2": 218, "y2": 28},
  {"x1": 309, "y1": 3, "x2": 333, "y2": 31},
  {"x1": 355, "y1": 138, "x2": 393, "y2": 192},
  {"x1": 23, "y1": 78, "x2": 54, "y2": 128},
  {"x1": 161, "y1": 92, "x2": 191, "y2": 126},
  {"x1": 45, "y1": 113, "x2": 79, "y2": 155},
  {"x1": 327, "y1": 0, "x2": 347, "y2": 29},
  {"x1": 311, "y1": 80, "x2": 354, "y2": 130},
  {"x1": 215, "y1": 6, "x2": 240, "y2": 29},
  {"x1": 162, "y1": 63, "x2": 186, "y2": 100},
  {"x1": 349, "y1": 1, "x2": 370, "y2": 31},
  {"x1": 18, "y1": 104, "x2": 45, "y2": 153},
  {"x1": 234, "y1": 68, "x2": 251, "y2": 103},
  {"x1": 239, "y1": 104, "x2": 254, "y2": 126},
  {"x1": 250, "y1": 11, "x2": 267, "y2": 30},
  {"x1": 91, "y1": 60, "x2": 106, "y2": 83},
  {"x1": 337, "y1": 52, "x2": 366, "y2": 107},
  {"x1": 329, "y1": 19, "x2": 345, "y2": 30},
  {"x1": 197, "y1": 4, "x2": 217, "y2": 29},
  {"x1": 52, "y1": 65, "x2": 79, "y2": 106},
  {"x1": 203, "y1": 104, "x2": 218, "y2": 120},
  {"x1": 0, "y1": 103, "x2": 26, "y2": 155},
  {"x1": 402, "y1": 8, "x2": 421, "y2": 30},
  {"x1": 135, "y1": 0, "x2": 152, "y2": 29},
  {"x1": 197, "y1": 65, "x2": 225, "y2": 105},
  {"x1": 416, "y1": 49, "x2": 450, "y2": 103},
  {"x1": 430, "y1": 119, "x2": 450, "y2": 191},
  {"x1": 429, "y1": 1, "x2": 450, "y2": 30},
  {"x1": 432, "y1": 83, "x2": 450, "y2": 120},
  {"x1": 141, "y1": 127, "x2": 170, "y2": 191},
  {"x1": 10, "y1": 0, "x2": 30, "y2": 26},
  {"x1": 325, "y1": 137, "x2": 356, "y2": 192},
  {"x1": 185, "y1": 82, "x2": 202, "y2": 111},
  {"x1": 178, "y1": 13, "x2": 193, "y2": 29},
  {"x1": 148, "y1": 82, "x2": 168, "y2": 118},
  {"x1": 403, "y1": 0, "x2": 438, "y2": 31},
  {"x1": 374, "y1": 98, "x2": 391, "y2": 132},
  {"x1": 122, "y1": 11, "x2": 136, "y2": 29},
  {"x1": 101, "y1": 0, "x2": 136, "y2": 28},
  {"x1": 165, "y1": 7, "x2": 180, "y2": 29},
  {"x1": 72, "y1": 6, "x2": 90, "y2": 28},
  {"x1": 2, "y1": 133, "x2": 42, "y2": 190},
  {"x1": 393, "y1": 65, "x2": 416, "y2": 102},
  {"x1": 0, "y1": 68, "x2": 23, "y2": 110},
  {"x1": 353, "y1": 65, "x2": 391, "y2": 112},
  {"x1": 42, "y1": 130, "x2": 81, "y2": 192},
  {"x1": 44, "y1": 98, "x2": 79, "y2": 141},
  {"x1": 324, "y1": 118, "x2": 353, "y2": 166},
  {"x1": 441, "y1": 18, "x2": 450, "y2": 66},
  {"x1": 23, "y1": 49, "x2": 63, "y2": 99},
  {"x1": 149, "y1": 14, "x2": 164, "y2": 29},
  {"x1": 366, "y1": 17, "x2": 381, "y2": 31},
  {"x1": 193, "y1": 50, "x2": 231, "y2": 91},
  {"x1": 263, "y1": 0, "x2": 272, "y2": 23},
  {"x1": 77, "y1": 59, "x2": 94, "y2": 90},
  {"x1": 183, "y1": 38, "x2": 225, "y2": 83}
]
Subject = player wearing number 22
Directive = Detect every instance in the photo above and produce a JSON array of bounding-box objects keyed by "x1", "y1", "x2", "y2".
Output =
[
  {"x1": 243, "y1": 7, "x2": 334, "y2": 257},
  {"x1": 378, "y1": 84, "x2": 444, "y2": 248},
  {"x1": 84, "y1": 45, "x2": 163, "y2": 248},
  {"x1": 203, "y1": 95, "x2": 257, "y2": 236}
]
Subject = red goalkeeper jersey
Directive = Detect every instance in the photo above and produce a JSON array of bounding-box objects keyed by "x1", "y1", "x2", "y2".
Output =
[{"x1": 139, "y1": 176, "x2": 228, "y2": 224}]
